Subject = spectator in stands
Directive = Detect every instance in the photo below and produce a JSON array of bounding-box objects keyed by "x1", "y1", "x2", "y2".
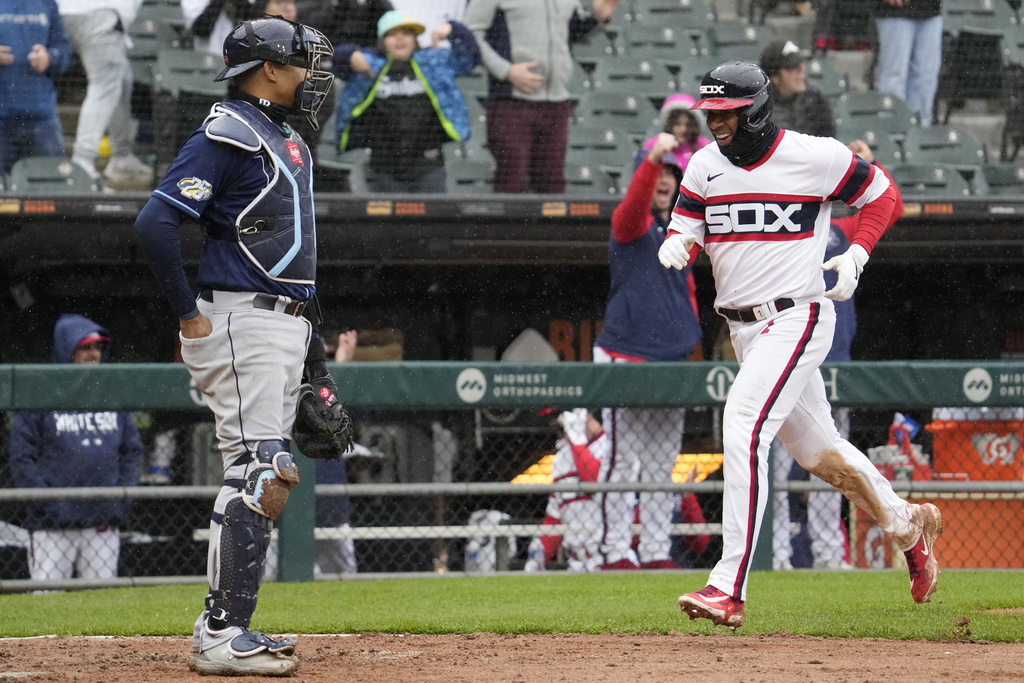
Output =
[
  {"x1": 8, "y1": 314, "x2": 144, "y2": 582},
  {"x1": 593, "y1": 132, "x2": 704, "y2": 570},
  {"x1": 335, "y1": 10, "x2": 480, "y2": 193},
  {"x1": 874, "y1": 0, "x2": 942, "y2": 127},
  {"x1": 58, "y1": 0, "x2": 154, "y2": 188},
  {"x1": 464, "y1": 0, "x2": 621, "y2": 194},
  {"x1": 390, "y1": 0, "x2": 465, "y2": 48},
  {"x1": 303, "y1": 0, "x2": 392, "y2": 50},
  {"x1": 0, "y1": 0, "x2": 72, "y2": 177},
  {"x1": 760, "y1": 40, "x2": 836, "y2": 138},
  {"x1": 642, "y1": 93, "x2": 711, "y2": 176}
]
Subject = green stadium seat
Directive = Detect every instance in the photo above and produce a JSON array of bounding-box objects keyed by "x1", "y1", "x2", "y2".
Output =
[
  {"x1": 567, "y1": 124, "x2": 638, "y2": 170},
  {"x1": 631, "y1": 0, "x2": 716, "y2": 32},
  {"x1": 805, "y1": 56, "x2": 848, "y2": 98},
  {"x1": 675, "y1": 56, "x2": 728, "y2": 97},
  {"x1": 706, "y1": 24, "x2": 772, "y2": 62},
  {"x1": 563, "y1": 161, "x2": 618, "y2": 196},
  {"x1": 937, "y1": 27, "x2": 1007, "y2": 123},
  {"x1": 834, "y1": 126, "x2": 904, "y2": 166},
  {"x1": 943, "y1": 0, "x2": 1019, "y2": 35},
  {"x1": 446, "y1": 158, "x2": 495, "y2": 194},
  {"x1": 135, "y1": 0, "x2": 185, "y2": 27},
  {"x1": 455, "y1": 66, "x2": 488, "y2": 97},
  {"x1": 833, "y1": 91, "x2": 918, "y2": 139},
  {"x1": 887, "y1": 163, "x2": 973, "y2": 197},
  {"x1": 151, "y1": 49, "x2": 229, "y2": 176},
  {"x1": 979, "y1": 163, "x2": 1024, "y2": 195},
  {"x1": 571, "y1": 26, "x2": 621, "y2": 68},
  {"x1": 127, "y1": 15, "x2": 183, "y2": 86},
  {"x1": 902, "y1": 124, "x2": 987, "y2": 167},
  {"x1": 7, "y1": 156, "x2": 100, "y2": 194},
  {"x1": 587, "y1": 56, "x2": 676, "y2": 97},
  {"x1": 573, "y1": 92, "x2": 660, "y2": 138},
  {"x1": 620, "y1": 21, "x2": 705, "y2": 58}
]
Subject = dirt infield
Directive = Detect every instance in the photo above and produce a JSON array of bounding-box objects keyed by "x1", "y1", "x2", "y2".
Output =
[{"x1": 2, "y1": 632, "x2": 1022, "y2": 682}]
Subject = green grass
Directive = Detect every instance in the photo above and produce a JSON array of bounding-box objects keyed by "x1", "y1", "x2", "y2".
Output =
[{"x1": 1, "y1": 570, "x2": 1022, "y2": 641}]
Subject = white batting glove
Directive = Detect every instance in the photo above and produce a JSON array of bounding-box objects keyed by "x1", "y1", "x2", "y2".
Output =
[
  {"x1": 557, "y1": 408, "x2": 589, "y2": 446},
  {"x1": 658, "y1": 233, "x2": 697, "y2": 270},
  {"x1": 822, "y1": 244, "x2": 869, "y2": 301}
]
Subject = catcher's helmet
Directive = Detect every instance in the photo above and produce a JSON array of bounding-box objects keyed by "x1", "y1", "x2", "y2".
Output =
[
  {"x1": 215, "y1": 17, "x2": 334, "y2": 129},
  {"x1": 690, "y1": 61, "x2": 773, "y2": 134}
]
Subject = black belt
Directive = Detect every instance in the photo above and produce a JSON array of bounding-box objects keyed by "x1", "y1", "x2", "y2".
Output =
[
  {"x1": 718, "y1": 298, "x2": 795, "y2": 323},
  {"x1": 199, "y1": 289, "x2": 306, "y2": 317}
]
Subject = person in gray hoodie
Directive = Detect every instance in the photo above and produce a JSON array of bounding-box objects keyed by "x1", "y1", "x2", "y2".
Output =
[
  {"x1": 8, "y1": 313, "x2": 143, "y2": 582},
  {"x1": 464, "y1": 0, "x2": 620, "y2": 193}
]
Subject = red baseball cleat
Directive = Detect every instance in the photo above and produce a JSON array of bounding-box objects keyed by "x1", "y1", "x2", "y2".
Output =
[
  {"x1": 599, "y1": 558, "x2": 639, "y2": 571},
  {"x1": 904, "y1": 503, "x2": 943, "y2": 603},
  {"x1": 678, "y1": 586, "x2": 744, "y2": 629},
  {"x1": 641, "y1": 559, "x2": 679, "y2": 570}
]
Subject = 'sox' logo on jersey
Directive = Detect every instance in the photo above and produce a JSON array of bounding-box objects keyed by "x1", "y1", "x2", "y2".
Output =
[
  {"x1": 177, "y1": 177, "x2": 213, "y2": 201},
  {"x1": 700, "y1": 85, "x2": 726, "y2": 95},
  {"x1": 705, "y1": 200, "x2": 819, "y2": 241}
]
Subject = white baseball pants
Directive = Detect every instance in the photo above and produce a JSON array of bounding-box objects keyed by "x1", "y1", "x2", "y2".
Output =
[
  {"x1": 29, "y1": 527, "x2": 120, "y2": 581},
  {"x1": 594, "y1": 346, "x2": 685, "y2": 566},
  {"x1": 708, "y1": 300, "x2": 915, "y2": 601}
]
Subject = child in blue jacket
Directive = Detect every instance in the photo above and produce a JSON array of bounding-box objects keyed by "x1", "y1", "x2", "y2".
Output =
[{"x1": 335, "y1": 10, "x2": 480, "y2": 193}]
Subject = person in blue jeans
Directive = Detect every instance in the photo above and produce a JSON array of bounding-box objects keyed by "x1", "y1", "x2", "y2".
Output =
[
  {"x1": 874, "y1": 0, "x2": 942, "y2": 127},
  {"x1": 334, "y1": 10, "x2": 480, "y2": 193},
  {"x1": 0, "y1": 0, "x2": 72, "y2": 176}
]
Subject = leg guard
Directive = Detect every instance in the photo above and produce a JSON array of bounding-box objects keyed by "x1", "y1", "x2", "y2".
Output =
[
  {"x1": 242, "y1": 440, "x2": 300, "y2": 522},
  {"x1": 206, "y1": 495, "x2": 272, "y2": 628}
]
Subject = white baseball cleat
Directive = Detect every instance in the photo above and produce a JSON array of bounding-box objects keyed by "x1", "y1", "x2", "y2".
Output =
[{"x1": 191, "y1": 615, "x2": 297, "y2": 677}]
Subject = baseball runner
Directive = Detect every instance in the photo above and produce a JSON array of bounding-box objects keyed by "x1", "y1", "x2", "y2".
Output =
[
  {"x1": 134, "y1": 17, "x2": 351, "y2": 676},
  {"x1": 593, "y1": 132, "x2": 704, "y2": 570},
  {"x1": 661, "y1": 62, "x2": 942, "y2": 629}
]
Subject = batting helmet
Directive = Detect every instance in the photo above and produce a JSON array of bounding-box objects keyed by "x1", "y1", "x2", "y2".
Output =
[
  {"x1": 215, "y1": 17, "x2": 334, "y2": 129},
  {"x1": 690, "y1": 61, "x2": 773, "y2": 134}
]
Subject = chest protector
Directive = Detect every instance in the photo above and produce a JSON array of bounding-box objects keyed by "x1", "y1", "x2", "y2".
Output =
[{"x1": 204, "y1": 100, "x2": 316, "y2": 284}]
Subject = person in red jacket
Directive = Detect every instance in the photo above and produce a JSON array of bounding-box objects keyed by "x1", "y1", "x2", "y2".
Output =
[{"x1": 592, "y1": 132, "x2": 704, "y2": 570}]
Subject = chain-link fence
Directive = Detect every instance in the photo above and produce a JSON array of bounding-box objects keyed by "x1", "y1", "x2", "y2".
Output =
[{"x1": 2, "y1": 362, "x2": 1023, "y2": 591}]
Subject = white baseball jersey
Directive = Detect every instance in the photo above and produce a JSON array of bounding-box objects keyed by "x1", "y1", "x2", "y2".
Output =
[{"x1": 669, "y1": 129, "x2": 890, "y2": 311}]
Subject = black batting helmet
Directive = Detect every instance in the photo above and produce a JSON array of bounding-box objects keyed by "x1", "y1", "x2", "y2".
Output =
[{"x1": 690, "y1": 61, "x2": 773, "y2": 134}]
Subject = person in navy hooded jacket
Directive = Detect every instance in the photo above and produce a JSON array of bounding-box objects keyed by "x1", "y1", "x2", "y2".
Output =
[{"x1": 9, "y1": 313, "x2": 143, "y2": 582}]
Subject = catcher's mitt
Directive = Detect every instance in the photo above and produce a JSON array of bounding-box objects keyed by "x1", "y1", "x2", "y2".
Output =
[{"x1": 293, "y1": 374, "x2": 354, "y2": 460}]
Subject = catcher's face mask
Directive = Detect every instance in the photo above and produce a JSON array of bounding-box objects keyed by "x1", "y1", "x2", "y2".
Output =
[{"x1": 292, "y1": 24, "x2": 334, "y2": 130}]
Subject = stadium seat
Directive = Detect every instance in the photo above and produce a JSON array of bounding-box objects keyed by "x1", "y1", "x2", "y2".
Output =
[
  {"x1": 979, "y1": 163, "x2": 1024, "y2": 195},
  {"x1": 902, "y1": 124, "x2": 987, "y2": 167},
  {"x1": 587, "y1": 56, "x2": 676, "y2": 97},
  {"x1": 887, "y1": 163, "x2": 973, "y2": 197},
  {"x1": 834, "y1": 126, "x2": 904, "y2": 166},
  {"x1": 7, "y1": 156, "x2": 100, "y2": 194},
  {"x1": 706, "y1": 23, "x2": 772, "y2": 62},
  {"x1": 571, "y1": 26, "x2": 621, "y2": 69},
  {"x1": 937, "y1": 27, "x2": 1006, "y2": 123},
  {"x1": 573, "y1": 92, "x2": 660, "y2": 138},
  {"x1": 135, "y1": 0, "x2": 185, "y2": 27},
  {"x1": 1002, "y1": 63, "x2": 1024, "y2": 160},
  {"x1": 567, "y1": 124, "x2": 638, "y2": 170},
  {"x1": 631, "y1": 0, "x2": 716, "y2": 32},
  {"x1": 832, "y1": 91, "x2": 918, "y2": 139},
  {"x1": 151, "y1": 49, "x2": 228, "y2": 177},
  {"x1": 446, "y1": 158, "x2": 495, "y2": 194},
  {"x1": 127, "y1": 15, "x2": 183, "y2": 86},
  {"x1": 455, "y1": 66, "x2": 488, "y2": 97},
  {"x1": 805, "y1": 56, "x2": 848, "y2": 98},
  {"x1": 620, "y1": 19, "x2": 706, "y2": 58},
  {"x1": 943, "y1": 0, "x2": 1019, "y2": 35},
  {"x1": 563, "y1": 161, "x2": 618, "y2": 196},
  {"x1": 675, "y1": 56, "x2": 729, "y2": 97}
]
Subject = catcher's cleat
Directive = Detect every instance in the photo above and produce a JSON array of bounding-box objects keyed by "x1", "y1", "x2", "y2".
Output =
[
  {"x1": 678, "y1": 586, "x2": 744, "y2": 629},
  {"x1": 191, "y1": 618, "x2": 297, "y2": 677},
  {"x1": 903, "y1": 503, "x2": 943, "y2": 604}
]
